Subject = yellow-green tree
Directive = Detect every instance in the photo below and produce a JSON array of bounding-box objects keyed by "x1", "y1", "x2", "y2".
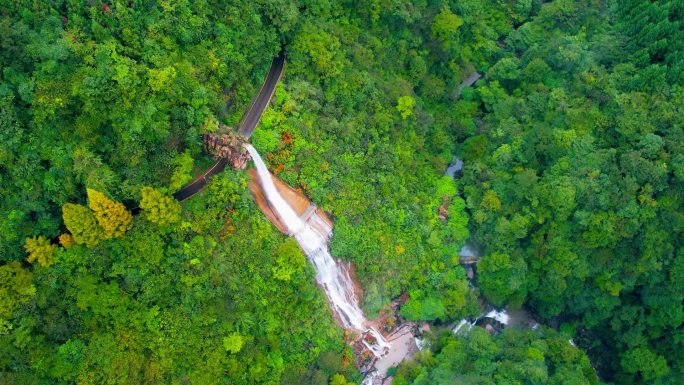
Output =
[
  {"x1": 223, "y1": 332, "x2": 244, "y2": 354},
  {"x1": 396, "y1": 95, "x2": 416, "y2": 119},
  {"x1": 62, "y1": 203, "x2": 106, "y2": 247},
  {"x1": 0, "y1": 262, "x2": 35, "y2": 324},
  {"x1": 139, "y1": 187, "x2": 181, "y2": 226},
  {"x1": 87, "y1": 189, "x2": 132, "y2": 238},
  {"x1": 272, "y1": 239, "x2": 306, "y2": 282},
  {"x1": 330, "y1": 374, "x2": 354, "y2": 385},
  {"x1": 24, "y1": 235, "x2": 57, "y2": 267}
]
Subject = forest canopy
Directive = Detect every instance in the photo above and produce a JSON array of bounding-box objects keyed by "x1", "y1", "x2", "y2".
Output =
[{"x1": 1, "y1": 1, "x2": 683, "y2": 385}]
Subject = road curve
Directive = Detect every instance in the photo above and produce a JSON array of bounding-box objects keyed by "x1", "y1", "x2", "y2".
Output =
[
  {"x1": 172, "y1": 158, "x2": 228, "y2": 202},
  {"x1": 170, "y1": 49, "x2": 285, "y2": 202},
  {"x1": 238, "y1": 49, "x2": 286, "y2": 138},
  {"x1": 133, "y1": 49, "x2": 286, "y2": 213},
  {"x1": 56, "y1": 50, "x2": 286, "y2": 241}
]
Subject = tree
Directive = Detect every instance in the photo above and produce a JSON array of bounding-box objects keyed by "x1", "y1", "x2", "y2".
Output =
[
  {"x1": 0, "y1": 261, "x2": 35, "y2": 320},
  {"x1": 62, "y1": 203, "x2": 106, "y2": 247},
  {"x1": 395, "y1": 327, "x2": 598, "y2": 385},
  {"x1": 478, "y1": 253, "x2": 527, "y2": 306},
  {"x1": 401, "y1": 290, "x2": 447, "y2": 321},
  {"x1": 58, "y1": 233, "x2": 75, "y2": 248},
  {"x1": 139, "y1": 187, "x2": 181, "y2": 226},
  {"x1": 291, "y1": 22, "x2": 345, "y2": 79},
  {"x1": 169, "y1": 151, "x2": 194, "y2": 190},
  {"x1": 223, "y1": 332, "x2": 244, "y2": 354},
  {"x1": 87, "y1": 189, "x2": 132, "y2": 239},
  {"x1": 621, "y1": 346, "x2": 670, "y2": 381},
  {"x1": 23, "y1": 235, "x2": 56, "y2": 267},
  {"x1": 431, "y1": 7, "x2": 463, "y2": 42},
  {"x1": 396, "y1": 96, "x2": 416, "y2": 119},
  {"x1": 272, "y1": 239, "x2": 306, "y2": 282},
  {"x1": 330, "y1": 373, "x2": 354, "y2": 385}
]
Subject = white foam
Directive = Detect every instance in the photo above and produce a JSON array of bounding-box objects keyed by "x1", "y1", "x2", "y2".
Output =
[
  {"x1": 247, "y1": 144, "x2": 390, "y2": 354},
  {"x1": 485, "y1": 309, "x2": 510, "y2": 325}
]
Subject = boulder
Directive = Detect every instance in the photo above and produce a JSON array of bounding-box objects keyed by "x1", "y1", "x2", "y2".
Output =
[{"x1": 204, "y1": 126, "x2": 250, "y2": 168}]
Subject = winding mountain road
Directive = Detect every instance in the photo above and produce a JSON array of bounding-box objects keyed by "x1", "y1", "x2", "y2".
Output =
[
  {"x1": 170, "y1": 49, "x2": 286, "y2": 202},
  {"x1": 238, "y1": 49, "x2": 286, "y2": 138}
]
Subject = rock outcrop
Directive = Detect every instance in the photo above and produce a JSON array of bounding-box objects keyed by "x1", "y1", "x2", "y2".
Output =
[
  {"x1": 204, "y1": 127, "x2": 251, "y2": 168},
  {"x1": 248, "y1": 168, "x2": 333, "y2": 235}
]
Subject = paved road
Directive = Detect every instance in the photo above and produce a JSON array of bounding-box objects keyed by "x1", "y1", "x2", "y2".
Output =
[
  {"x1": 238, "y1": 49, "x2": 286, "y2": 138},
  {"x1": 169, "y1": 49, "x2": 286, "y2": 202},
  {"x1": 453, "y1": 72, "x2": 481, "y2": 100},
  {"x1": 172, "y1": 158, "x2": 228, "y2": 202},
  {"x1": 56, "y1": 49, "x2": 286, "y2": 241},
  {"x1": 134, "y1": 49, "x2": 286, "y2": 212}
]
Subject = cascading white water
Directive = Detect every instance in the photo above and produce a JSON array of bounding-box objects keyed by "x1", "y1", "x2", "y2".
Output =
[{"x1": 246, "y1": 145, "x2": 389, "y2": 355}]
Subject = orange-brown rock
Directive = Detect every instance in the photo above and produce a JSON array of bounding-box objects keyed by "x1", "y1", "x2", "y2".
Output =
[{"x1": 248, "y1": 168, "x2": 332, "y2": 235}]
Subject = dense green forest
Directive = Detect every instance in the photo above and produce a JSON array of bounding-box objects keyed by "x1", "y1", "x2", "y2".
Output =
[
  {"x1": 394, "y1": 328, "x2": 598, "y2": 385},
  {"x1": 1, "y1": 0, "x2": 683, "y2": 384},
  {"x1": 456, "y1": 1, "x2": 684, "y2": 383}
]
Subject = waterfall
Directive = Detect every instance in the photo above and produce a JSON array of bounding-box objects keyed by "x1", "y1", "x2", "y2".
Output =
[{"x1": 246, "y1": 145, "x2": 389, "y2": 355}]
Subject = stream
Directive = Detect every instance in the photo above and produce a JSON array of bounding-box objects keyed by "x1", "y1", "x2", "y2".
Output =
[
  {"x1": 248, "y1": 147, "x2": 559, "y2": 384},
  {"x1": 247, "y1": 145, "x2": 391, "y2": 358}
]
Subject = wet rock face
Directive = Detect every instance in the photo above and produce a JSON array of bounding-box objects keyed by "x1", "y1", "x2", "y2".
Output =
[{"x1": 204, "y1": 127, "x2": 251, "y2": 168}]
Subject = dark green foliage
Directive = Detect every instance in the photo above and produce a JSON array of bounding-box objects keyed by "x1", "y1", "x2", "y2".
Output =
[
  {"x1": 458, "y1": 1, "x2": 684, "y2": 383},
  {"x1": 2, "y1": 1, "x2": 683, "y2": 385},
  {"x1": 255, "y1": 0, "x2": 522, "y2": 321},
  {"x1": 394, "y1": 328, "x2": 600, "y2": 385},
  {"x1": 2, "y1": 171, "x2": 353, "y2": 384},
  {"x1": 0, "y1": 0, "x2": 279, "y2": 260}
]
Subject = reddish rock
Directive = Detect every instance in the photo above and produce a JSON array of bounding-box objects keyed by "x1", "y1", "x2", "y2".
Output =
[
  {"x1": 204, "y1": 127, "x2": 250, "y2": 168},
  {"x1": 248, "y1": 169, "x2": 333, "y2": 236}
]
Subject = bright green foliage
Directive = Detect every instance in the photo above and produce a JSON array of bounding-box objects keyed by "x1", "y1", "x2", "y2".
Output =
[
  {"x1": 0, "y1": 0, "x2": 279, "y2": 261},
  {"x1": 5, "y1": 171, "x2": 355, "y2": 385},
  {"x1": 272, "y1": 239, "x2": 306, "y2": 282},
  {"x1": 478, "y1": 253, "x2": 527, "y2": 307},
  {"x1": 2, "y1": 1, "x2": 682, "y2": 385},
  {"x1": 223, "y1": 333, "x2": 244, "y2": 354},
  {"x1": 621, "y1": 346, "x2": 670, "y2": 381},
  {"x1": 291, "y1": 23, "x2": 344, "y2": 79},
  {"x1": 431, "y1": 7, "x2": 463, "y2": 42},
  {"x1": 61, "y1": 203, "x2": 106, "y2": 247},
  {"x1": 396, "y1": 96, "x2": 416, "y2": 119},
  {"x1": 0, "y1": 262, "x2": 35, "y2": 320},
  {"x1": 139, "y1": 187, "x2": 181, "y2": 226},
  {"x1": 401, "y1": 268, "x2": 472, "y2": 322},
  {"x1": 457, "y1": 1, "x2": 684, "y2": 382},
  {"x1": 395, "y1": 328, "x2": 600, "y2": 385},
  {"x1": 329, "y1": 373, "x2": 354, "y2": 385},
  {"x1": 23, "y1": 236, "x2": 56, "y2": 267},
  {"x1": 170, "y1": 151, "x2": 195, "y2": 191},
  {"x1": 87, "y1": 189, "x2": 132, "y2": 239}
]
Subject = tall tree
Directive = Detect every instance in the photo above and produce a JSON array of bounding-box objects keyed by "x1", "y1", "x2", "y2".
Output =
[
  {"x1": 0, "y1": 261, "x2": 34, "y2": 328},
  {"x1": 139, "y1": 187, "x2": 181, "y2": 226},
  {"x1": 62, "y1": 203, "x2": 106, "y2": 247},
  {"x1": 23, "y1": 235, "x2": 56, "y2": 267},
  {"x1": 87, "y1": 189, "x2": 132, "y2": 239}
]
